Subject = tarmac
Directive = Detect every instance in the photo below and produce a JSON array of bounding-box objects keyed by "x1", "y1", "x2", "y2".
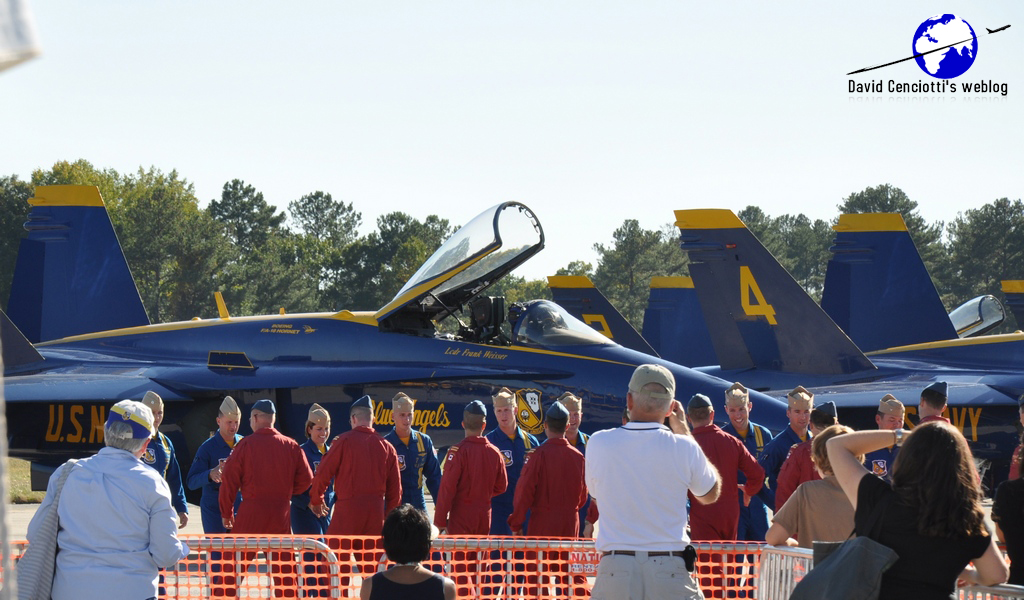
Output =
[{"x1": 4, "y1": 502, "x2": 207, "y2": 541}]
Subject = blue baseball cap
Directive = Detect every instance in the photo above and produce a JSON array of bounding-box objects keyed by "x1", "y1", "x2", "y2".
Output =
[
  {"x1": 687, "y1": 394, "x2": 712, "y2": 411},
  {"x1": 252, "y1": 398, "x2": 276, "y2": 414},
  {"x1": 465, "y1": 400, "x2": 487, "y2": 416}
]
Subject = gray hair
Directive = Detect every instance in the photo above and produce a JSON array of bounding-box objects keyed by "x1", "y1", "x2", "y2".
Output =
[{"x1": 105, "y1": 420, "x2": 148, "y2": 454}]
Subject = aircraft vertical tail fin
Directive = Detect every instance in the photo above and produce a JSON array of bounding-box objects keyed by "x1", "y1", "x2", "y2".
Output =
[
  {"x1": 1002, "y1": 281, "x2": 1024, "y2": 329},
  {"x1": 6, "y1": 185, "x2": 149, "y2": 343},
  {"x1": 642, "y1": 276, "x2": 717, "y2": 367},
  {"x1": 546, "y1": 275, "x2": 658, "y2": 356},
  {"x1": 821, "y1": 213, "x2": 956, "y2": 352},
  {"x1": 675, "y1": 209, "x2": 874, "y2": 375}
]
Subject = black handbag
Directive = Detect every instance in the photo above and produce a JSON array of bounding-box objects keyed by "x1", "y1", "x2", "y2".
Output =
[{"x1": 789, "y1": 490, "x2": 898, "y2": 600}]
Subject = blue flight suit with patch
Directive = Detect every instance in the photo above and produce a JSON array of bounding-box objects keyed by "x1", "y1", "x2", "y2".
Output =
[
  {"x1": 864, "y1": 444, "x2": 899, "y2": 483},
  {"x1": 383, "y1": 428, "x2": 442, "y2": 512},
  {"x1": 186, "y1": 432, "x2": 243, "y2": 533},
  {"x1": 485, "y1": 426, "x2": 539, "y2": 535},
  {"x1": 722, "y1": 421, "x2": 774, "y2": 541},
  {"x1": 759, "y1": 426, "x2": 808, "y2": 511},
  {"x1": 570, "y1": 431, "x2": 591, "y2": 536},
  {"x1": 142, "y1": 431, "x2": 188, "y2": 517},
  {"x1": 292, "y1": 439, "x2": 334, "y2": 534}
]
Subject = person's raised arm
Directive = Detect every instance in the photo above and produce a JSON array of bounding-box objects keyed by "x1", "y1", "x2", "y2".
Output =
[
  {"x1": 959, "y1": 538, "x2": 1009, "y2": 587},
  {"x1": 826, "y1": 429, "x2": 898, "y2": 509}
]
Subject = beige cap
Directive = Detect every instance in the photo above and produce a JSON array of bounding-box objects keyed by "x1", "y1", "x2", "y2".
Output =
[
  {"x1": 141, "y1": 390, "x2": 163, "y2": 411},
  {"x1": 725, "y1": 382, "x2": 749, "y2": 406},
  {"x1": 307, "y1": 403, "x2": 330, "y2": 427},
  {"x1": 392, "y1": 393, "x2": 415, "y2": 412},
  {"x1": 787, "y1": 386, "x2": 814, "y2": 410},
  {"x1": 493, "y1": 387, "x2": 515, "y2": 409},
  {"x1": 220, "y1": 395, "x2": 242, "y2": 418},
  {"x1": 558, "y1": 392, "x2": 582, "y2": 412},
  {"x1": 878, "y1": 394, "x2": 905, "y2": 416},
  {"x1": 628, "y1": 364, "x2": 675, "y2": 401}
]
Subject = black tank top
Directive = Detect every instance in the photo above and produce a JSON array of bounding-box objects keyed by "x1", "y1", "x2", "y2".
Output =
[{"x1": 369, "y1": 571, "x2": 446, "y2": 600}]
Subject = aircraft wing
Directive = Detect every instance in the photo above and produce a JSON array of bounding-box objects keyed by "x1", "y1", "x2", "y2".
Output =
[{"x1": 3, "y1": 361, "x2": 575, "y2": 403}]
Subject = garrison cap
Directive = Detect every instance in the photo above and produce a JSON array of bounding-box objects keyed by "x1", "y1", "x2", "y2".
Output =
[
  {"x1": 558, "y1": 392, "x2": 582, "y2": 413},
  {"x1": 879, "y1": 394, "x2": 905, "y2": 415},
  {"x1": 687, "y1": 394, "x2": 712, "y2": 411},
  {"x1": 465, "y1": 400, "x2": 487, "y2": 416},
  {"x1": 922, "y1": 381, "x2": 948, "y2": 399},
  {"x1": 107, "y1": 399, "x2": 155, "y2": 439},
  {"x1": 492, "y1": 387, "x2": 515, "y2": 409},
  {"x1": 220, "y1": 395, "x2": 241, "y2": 418},
  {"x1": 787, "y1": 386, "x2": 814, "y2": 410},
  {"x1": 725, "y1": 382, "x2": 749, "y2": 406},
  {"x1": 392, "y1": 393, "x2": 415, "y2": 412},
  {"x1": 628, "y1": 364, "x2": 675, "y2": 401},
  {"x1": 546, "y1": 401, "x2": 570, "y2": 420},
  {"x1": 252, "y1": 398, "x2": 276, "y2": 414},
  {"x1": 351, "y1": 395, "x2": 373, "y2": 412},
  {"x1": 815, "y1": 400, "x2": 837, "y2": 419},
  {"x1": 141, "y1": 390, "x2": 163, "y2": 411},
  {"x1": 307, "y1": 403, "x2": 330, "y2": 427}
]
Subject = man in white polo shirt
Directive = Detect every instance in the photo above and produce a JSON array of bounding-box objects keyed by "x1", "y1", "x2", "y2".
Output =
[{"x1": 586, "y1": 364, "x2": 721, "y2": 600}]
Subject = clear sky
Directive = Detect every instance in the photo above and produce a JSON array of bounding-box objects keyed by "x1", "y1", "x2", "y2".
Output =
[{"x1": 2, "y1": 1, "x2": 1020, "y2": 281}]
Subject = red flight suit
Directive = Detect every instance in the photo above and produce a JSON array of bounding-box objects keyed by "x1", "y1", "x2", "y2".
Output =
[
  {"x1": 434, "y1": 436, "x2": 508, "y2": 534},
  {"x1": 311, "y1": 426, "x2": 402, "y2": 535},
  {"x1": 689, "y1": 424, "x2": 764, "y2": 541},
  {"x1": 219, "y1": 427, "x2": 313, "y2": 534},
  {"x1": 919, "y1": 414, "x2": 951, "y2": 425},
  {"x1": 508, "y1": 437, "x2": 587, "y2": 537},
  {"x1": 775, "y1": 440, "x2": 820, "y2": 510}
]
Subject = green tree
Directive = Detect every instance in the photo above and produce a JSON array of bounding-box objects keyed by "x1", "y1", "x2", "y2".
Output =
[
  {"x1": 0, "y1": 175, "x2": 32, "y2": 309},
  {"x1": 555, "y1": 260, "x2": 594, "y2": 277},
  {"x1": 327, "y1": 213, "x2": 454, "y2": 310},
  {"x1": 945, "y1": 198, "x2": 1024, "y2": 327},
  {"x1": 208, "y1": 179, "x2": 286, "y2": 252},
  {"x1": 592, "y1": 220, "x2": 687, "y2": 329}
]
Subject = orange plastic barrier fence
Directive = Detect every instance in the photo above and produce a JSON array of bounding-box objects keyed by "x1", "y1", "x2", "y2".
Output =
[{"x1": 2, "y1": 537, "x2": 768, "y2": 598}]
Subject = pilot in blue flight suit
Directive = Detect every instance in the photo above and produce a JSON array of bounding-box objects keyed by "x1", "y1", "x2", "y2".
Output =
[
  {"x1": 863, "y1": 394, "x2": 905, "y2": 483},
  {"x1": 292, "y1": 403, "x2": 334, "y2": 534},
  {"x1": 140, "y1": 391, "x2": 189, "y2": 528},
  {"x1": 759, "y1": 386, "x2": 813, "y2": 511},
  {"x1": 720, "y1": 382, "x2": 774, "y2": 541},
  {"x1": 186, "y1": 396, "x2": 243, "y2": 534},
  {"x1": 486, "y1": 387, "x2": 540, "y2": 535},
  {"x1": 383, "y1": 393, "x2": 442, "y2": 512}
]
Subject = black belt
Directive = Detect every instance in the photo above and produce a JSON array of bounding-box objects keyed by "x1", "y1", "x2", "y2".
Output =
[
  {"x1": 602, "y1": 550, "x2": 686, "y2": 558},
  {"x1": 602, "y1": 546, "x2": 697, "y2": 572}
]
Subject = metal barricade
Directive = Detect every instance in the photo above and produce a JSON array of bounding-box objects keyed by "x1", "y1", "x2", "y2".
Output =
[{"x1": 756, "y1": 545, "x2": 812, "y2": 600}]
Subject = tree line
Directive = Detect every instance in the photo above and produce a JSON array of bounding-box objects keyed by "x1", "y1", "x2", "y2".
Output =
[{"x1": 1, "y1": 160, "x2": 1022, "y2": 335}]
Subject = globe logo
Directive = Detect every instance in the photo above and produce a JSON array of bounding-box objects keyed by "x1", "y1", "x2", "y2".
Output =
[{"x1": 913, "y1": 14, "x2": 978, "y2": 79}]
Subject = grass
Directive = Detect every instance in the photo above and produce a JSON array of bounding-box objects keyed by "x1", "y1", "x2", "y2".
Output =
[{"x1": 8, "y1": 458, "x2": 45, "y2": 504}]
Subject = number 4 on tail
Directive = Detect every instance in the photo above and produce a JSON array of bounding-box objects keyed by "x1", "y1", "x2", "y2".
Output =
[{"x1": 740, "y1": 266, "x2": 777, "y2": 325}]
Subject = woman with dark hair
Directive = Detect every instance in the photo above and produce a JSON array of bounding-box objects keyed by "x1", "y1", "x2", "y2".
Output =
[
  {"x1": 360, "y1": 504, "x2": 455, "y2": 600},
  {"x1": 993, "y1": 400, "x2": 1024, "y2": 585},
  {"x1": 827, "y1": 421, "x2": 1007, "y2": 599}
]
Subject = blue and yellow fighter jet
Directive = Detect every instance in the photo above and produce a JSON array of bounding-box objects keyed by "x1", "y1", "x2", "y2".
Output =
[
  {"x1": 674, "y1": 209, "x2": 1024, "y2": 486},
  {"x1": 0, "y1": 186, "x2": 790, "y2": 488}
]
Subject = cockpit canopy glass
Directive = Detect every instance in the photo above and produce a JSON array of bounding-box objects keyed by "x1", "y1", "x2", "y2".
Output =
[
  {"x1": 380, "y1": 202, "x2": 543, "y2": 323},
  {"x1": 511, "y1": 300, "x2": 613, "y2": 347}
]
